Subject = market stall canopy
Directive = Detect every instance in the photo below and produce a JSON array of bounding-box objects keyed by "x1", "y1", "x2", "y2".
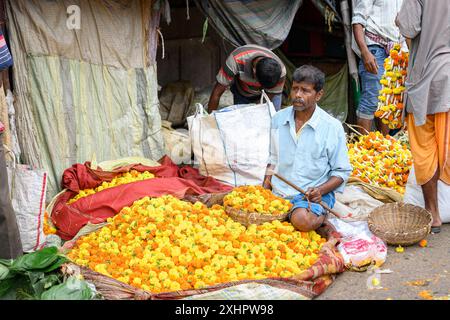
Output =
[{"x1": 193, "y1": 0, "x2": 341, "y2": 50}]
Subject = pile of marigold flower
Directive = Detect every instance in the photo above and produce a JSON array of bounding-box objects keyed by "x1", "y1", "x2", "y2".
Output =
[
  {"x1": 67, "y1": 195, "x2": 325, "y2": 293},
  {"x1": 67, "y1": 170, "x2": 155, "y2": 204},
  {"x1": 223, "y1": 185, "x2": 293, "y2": 215},
  {"x1": 347, "y1": 131, "x2": 412, "y2": 194},
  {"x1": 374, "y1": 43, "x2": 409, "y2": 129},
  {"x1": 43, "y1": 211, "x2": 57, "y2": 235}
]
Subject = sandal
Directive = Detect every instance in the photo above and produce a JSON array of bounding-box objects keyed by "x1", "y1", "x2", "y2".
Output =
[{"x1": 431, "y1": 226, "x2": 441, "y2": 234}]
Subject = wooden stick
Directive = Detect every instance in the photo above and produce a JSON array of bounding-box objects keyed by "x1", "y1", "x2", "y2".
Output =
[{"x1": 273, "y1": 173, "x2": 344, "y2": 219}]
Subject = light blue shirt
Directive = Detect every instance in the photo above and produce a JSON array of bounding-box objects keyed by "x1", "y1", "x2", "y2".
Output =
[{"x1": 269, "y1": 105, "x2": 352, "y2": 198}]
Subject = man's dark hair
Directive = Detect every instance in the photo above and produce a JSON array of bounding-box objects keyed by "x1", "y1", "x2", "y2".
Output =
[
  {"x1": 292, "y1": 65, "x2": 325, "y2": 92},
  {"x1": 255, "y1": 57, "x2": 282, "y2": 89}
]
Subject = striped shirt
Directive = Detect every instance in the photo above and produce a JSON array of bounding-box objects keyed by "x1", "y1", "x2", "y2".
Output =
[
  {"x1": 216, "y1": 44, "x2": 286, "y2": 98},
  {"x1": 0, "y1": 35, "x2": 12, "y2": 68},
  {"x1": 351, "y1": 0, "x2": 404, "y2": 57}
]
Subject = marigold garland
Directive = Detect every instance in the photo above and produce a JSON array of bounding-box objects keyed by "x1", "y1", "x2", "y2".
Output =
[
  {"x1": 68, "y1": 195, "x2": 326, "y2": 293},
  {"x1": 348, "y1": 131, "x2": 412, "y2": 194},
  {"x1": 375, "y1": 43, "x2": 409, "y2": 130}
]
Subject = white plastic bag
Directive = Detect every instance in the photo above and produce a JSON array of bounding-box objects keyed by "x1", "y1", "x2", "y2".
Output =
[
  {"x1": 403, "y1": 167, "x2": 450, "y2": 223},
  {"x1": 5, "y1": 146, "x2": 48, "y2": 252},
  {"x1": 328, "y1": 217, "x2": 387, "y2": 269},
  {"x1": 188, "y1": 92, "x2": 276, "y2": 186}
]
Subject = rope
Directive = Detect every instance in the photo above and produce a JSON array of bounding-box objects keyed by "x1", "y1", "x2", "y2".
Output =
[
  {"x1": 344, "y1": 122, "x2": 368, "y2": 136},
  {"x1": 325, "y1": 6, "x2": 335, "y2": 33},
  {"x1": 186, "y1": 0, "x2": 190, "y2": 20},
  {"x1": 157, "y1": 28, "x2": 165, "y2": 59}
]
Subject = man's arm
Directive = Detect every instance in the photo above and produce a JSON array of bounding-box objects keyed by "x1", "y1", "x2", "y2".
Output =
[
  {"x1": 263, "y1": 119, "x2": 280, "y2": 190},
  {"x1": 308, "y1": 125, "x2": 352, "y2": 203},
  {"x1": 352, "y1": 0, "x2": 379, "y2": 74},
  {"x1": 263, "y1": 164, "x2": 275, "y2": 190},
  {"x1": 209, "y1": 52, "x2": 239, "y2": 112},
  {"x1": 353, "y1": 23, "x2": 378, "y2": 74},
  {"x1": 207, "y1": 82, "x2": 227, "y2": 112},
  {"x1": 405, "y1": 38, "x2": 412, "y2": 49}
]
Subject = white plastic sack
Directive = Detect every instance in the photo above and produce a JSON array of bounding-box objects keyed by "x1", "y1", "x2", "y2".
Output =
[
  {"x1": 6, "y1": 89, "x2": 21, "y2": 160},
  {"x1": 188, "y1": 92, "x2": 276, "y2": 186},
  {"x1": 5, "y1": 147, "x2": 48, "y2": 252},
  {"x1": 333, "y1": 185, "x2": 384, "y2": 221},
  {"x1": 328, "y1": 217, "x2": 387, "y2": 269},
  {"x1": 403, "y1": 167, "x2": 450, "y2": 223}
]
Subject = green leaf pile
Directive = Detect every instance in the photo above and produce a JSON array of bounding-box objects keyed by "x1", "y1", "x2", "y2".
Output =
[{"x1": 0, "y1": 247, "x2": 94, "y2": 300}]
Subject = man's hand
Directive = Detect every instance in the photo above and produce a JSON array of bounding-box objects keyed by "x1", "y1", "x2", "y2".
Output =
[
  {"x1": 353, "y1": 23, "x2": 379, "y2": 75},
  {"x1": 262, "y1": 175, "x2": 272, "y2": 190},
  {"x1": 263, "y1": 164, "x2": 275, "y2": 190},
  {"x1": 361, "y1": 49, "x2": 379, "y2": 75},
  {"x1": 305, "y1": 187, "x2": 322, "y2": 203}
]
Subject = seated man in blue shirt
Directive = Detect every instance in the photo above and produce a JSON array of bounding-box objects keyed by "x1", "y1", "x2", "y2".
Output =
[{"x1": 263, "y1": 65, "x2": 352, "y2": 232}]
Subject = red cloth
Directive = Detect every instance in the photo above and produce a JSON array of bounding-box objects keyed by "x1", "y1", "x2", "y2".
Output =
[
  {"x1": 53, "y1": 157, "x2": 232, "y2": 240},
  {"x1": 61, "y1": 156, "x2": 181, "y2": 192}
]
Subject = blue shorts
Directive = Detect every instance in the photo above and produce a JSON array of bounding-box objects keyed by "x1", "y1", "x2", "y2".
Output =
[
  {"x1": 287, "y1": 192, "x2": 336, "y2": 218},
  {"x1": 357, "y1": 45, "x2": 388, "y2": 120},
  {"x1": 230, "y1": 83, "x2": 282, "y2": 111}
]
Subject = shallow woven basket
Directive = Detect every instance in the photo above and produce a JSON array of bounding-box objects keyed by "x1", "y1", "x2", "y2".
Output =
[
  {"x1": 225, "y1": 206, "x2": 289, "y2": 227},
  {"x1": 368, "y1": 202, "x2": 432, "y2": 246}
]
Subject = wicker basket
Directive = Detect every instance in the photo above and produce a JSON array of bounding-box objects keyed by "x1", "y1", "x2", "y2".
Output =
[
  {"x1": 225, "y1": 206, "x2": 289, "y2": 226},
  {"x1": 183, "y1": 191, "x2": 230, "y2": 207},
  {"x1": 368, "y1": 202, "x2": 432, "y2": 246}
]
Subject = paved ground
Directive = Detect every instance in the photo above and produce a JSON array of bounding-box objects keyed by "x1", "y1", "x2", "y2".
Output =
[{"x1": 317, "y1": 224, "x2": 450, "y2": 300}]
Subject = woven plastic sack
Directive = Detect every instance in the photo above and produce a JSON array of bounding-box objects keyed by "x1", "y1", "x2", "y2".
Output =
[
  {"x1": 5, "y1": 146, "x2": 48, "y2": 252},
  {"x1": 403, "y1": 167, "x2": 450, "y2": 223},
  {"x1": 188, "y1": 92, "x2": 275, "y2": 186}
]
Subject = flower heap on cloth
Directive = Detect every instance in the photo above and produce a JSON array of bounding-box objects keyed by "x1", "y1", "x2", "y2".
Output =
[
  {"x1": 43, "y1": 211, "x2": 57, "y2": 235},
  {"x1": 348, "y1": 131, "x2": 412, "y2": 194},
  {"x1": 67, "y1": 195, "x2": 326, "y2": 293},
  {"x1": 67, "y1": 170, "x2": 155, "y2": 204},
  {"x1": 375, "y1": 44, "x2": 409, "y2": 129},
  {"x1": 223, "y1": 185, "x2": 293, "y2": 215}
]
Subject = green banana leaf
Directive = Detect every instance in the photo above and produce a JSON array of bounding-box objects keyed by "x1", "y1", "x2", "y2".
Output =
[
  {"x1": 41, "y1": 277, "x2": 93, "y2": 300},
  {"x1": 10, "y1": 247, "x2": 67, "y2": 272}
]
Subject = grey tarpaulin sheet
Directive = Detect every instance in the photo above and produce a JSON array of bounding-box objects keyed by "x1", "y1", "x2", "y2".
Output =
[
  {"x1": 194, "y1": 0, "x2": 303, "y2": 50},
  {"x1": 6, "y1": 0, "x2": 165, "y2": 197}
]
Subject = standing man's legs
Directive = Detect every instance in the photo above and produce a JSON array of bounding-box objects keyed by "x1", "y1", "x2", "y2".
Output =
[
  {"x1": 407, "y1": 112, "x2": 450, "y2": 232},
  {"x1": 356, "y1": 45, "x2": 389, "y2": 135},
  {"x1": 0, "y1": 138, "x2": 23, "y2": 259},
  {"x1": 421, "y1": 169, "x2": 441, "y2": 230}
]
